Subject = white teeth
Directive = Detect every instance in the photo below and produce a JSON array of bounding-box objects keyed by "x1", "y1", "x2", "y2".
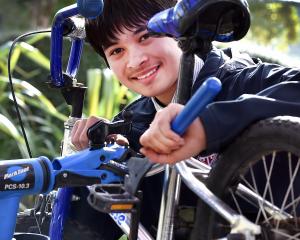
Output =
[{"x1": 137, "y1": 68, "x2": 157, "y2": 80}]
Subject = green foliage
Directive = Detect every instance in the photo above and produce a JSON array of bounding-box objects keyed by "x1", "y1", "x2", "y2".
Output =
[
  {"x1": 118, "y1": 234, "x2": 129, "y2": 240},
  {"x1": 0, "y1": 35, "x2": 68, "y2": 159},
  {"x1": 248, "y1": 2, "x2": 300, "y2": 50},
  {"x1": 86, "y1": 68, "x2": 138, "y2": 120},
  {"x1": 0, "y1": 74, "x2": 68, "y2": 159}
]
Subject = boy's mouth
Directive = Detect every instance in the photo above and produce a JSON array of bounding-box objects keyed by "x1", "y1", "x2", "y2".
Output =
[{"x1": 132, "y1": 65, "x2": 160, "y2": 81}]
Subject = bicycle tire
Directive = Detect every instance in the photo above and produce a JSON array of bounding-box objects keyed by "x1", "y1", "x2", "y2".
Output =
[{"x1": 191, "y1": 116, "x2": 300, "y2": 240}]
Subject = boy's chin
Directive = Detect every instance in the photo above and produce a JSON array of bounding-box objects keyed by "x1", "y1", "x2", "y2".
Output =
[{"x1": 140, "y1": 93, "x2": 155, "y2": 97}]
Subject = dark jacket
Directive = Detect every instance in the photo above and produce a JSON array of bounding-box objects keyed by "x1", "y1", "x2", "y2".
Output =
[{"x1": 114, "y1": 47, "x2": 300, "y2": 154}]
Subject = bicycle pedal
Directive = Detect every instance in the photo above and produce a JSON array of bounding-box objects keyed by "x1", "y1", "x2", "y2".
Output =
[{"x1": 87, "y1": 184, "x2": 141, "y2": 214}]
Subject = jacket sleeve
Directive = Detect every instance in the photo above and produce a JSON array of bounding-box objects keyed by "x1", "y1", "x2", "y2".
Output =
[{"x1": 200, "y1": 63, "x2": 300, "y2": 153}]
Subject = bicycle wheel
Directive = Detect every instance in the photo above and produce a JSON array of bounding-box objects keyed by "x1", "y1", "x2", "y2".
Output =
[{"x1": 192, "y1": 116, "x2": 300, "y2": 240}]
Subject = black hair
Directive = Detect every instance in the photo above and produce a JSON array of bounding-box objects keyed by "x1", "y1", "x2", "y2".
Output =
[{"x1": 85, "y1": 0, "x2": 176, "y2": 62}]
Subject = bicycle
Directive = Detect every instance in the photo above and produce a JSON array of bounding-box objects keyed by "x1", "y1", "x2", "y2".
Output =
[{"x1": 2, "y1": 0, "x2": 300, "y2": 240}]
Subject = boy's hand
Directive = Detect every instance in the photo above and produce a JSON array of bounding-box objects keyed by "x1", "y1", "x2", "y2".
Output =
[
  {"x1": 71, "y1": 116, "x2": 108, "y2": 150},
  {"x1": 139, "y1": 103, "x2": 207, "y2": 164}
]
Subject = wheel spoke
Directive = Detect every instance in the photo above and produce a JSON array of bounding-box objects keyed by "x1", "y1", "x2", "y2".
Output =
[
  {"x1": 249, "y1": 165, "x2": 269, "y2": 224},
  {"x1": 240, "y1": 175, "x2": 257, "y2": 194},
  {"x1": 229, "y1": 188, "x2": 243, "y2": 215},
  {"x1": 278, "y1": 156, "x2": 300, "y2": 229},
  {"x1": 284, "y1": 196, "x2": 300, "y2": 211},
  {"x1": 288, "y1": 153, "x2": 299, "y2": 229},
  {"x1": 262, "y1": 153, "x2": 275, "y2": 206},
  {"x1": 271, "y1": 228, "x2": 300, "y2": 240},
  {"x1": 240, "y1": 170, "x2": 276, "y2": 224}
]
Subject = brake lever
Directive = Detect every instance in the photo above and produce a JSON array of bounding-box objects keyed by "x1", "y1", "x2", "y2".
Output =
[{"x1": 87, "y1": 111, "x2": 133, "y2": 148}]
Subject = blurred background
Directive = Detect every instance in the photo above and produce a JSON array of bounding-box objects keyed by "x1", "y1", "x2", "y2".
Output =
[{"x1": 0, "y1": 0, "x2": 299, "y2": 171}]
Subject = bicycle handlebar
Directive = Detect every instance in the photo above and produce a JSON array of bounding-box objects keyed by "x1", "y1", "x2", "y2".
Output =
[{"x1": 50, "y1": 0, "x2": 103, "y2": 87}]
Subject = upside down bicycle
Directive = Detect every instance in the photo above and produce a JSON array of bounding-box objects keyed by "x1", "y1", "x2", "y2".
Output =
[{"x1": 1, "y1": 0, "x2": 300, "y2": 240}]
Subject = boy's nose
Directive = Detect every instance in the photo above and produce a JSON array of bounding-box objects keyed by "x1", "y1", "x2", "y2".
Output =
[{"x1": 126, "y1": 49, "x2": 148, "y2": 69}]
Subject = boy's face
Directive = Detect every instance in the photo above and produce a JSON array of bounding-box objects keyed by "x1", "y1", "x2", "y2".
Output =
[{"x1": 104, "y1": 25, "x2": 182, "y2": 105}]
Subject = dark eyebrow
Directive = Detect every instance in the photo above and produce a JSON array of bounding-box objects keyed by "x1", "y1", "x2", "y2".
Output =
[
  {"x1": 103, "y1": 38, "x2": 119, "y2": 50},
  {"x1": 133, "y1": 25, "x2": 147, "y2": 35},
  {"x1": 103, "y1": 25, "x2": 148, "y2": 50}
]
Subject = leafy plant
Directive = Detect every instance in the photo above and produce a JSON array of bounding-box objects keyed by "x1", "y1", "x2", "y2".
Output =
[
  {"x1": 248, "y1": 2, "x2": 300, "y2": 50},
  {"x1": 0, "y1": 34, "x2": 68, "y2": 159}
]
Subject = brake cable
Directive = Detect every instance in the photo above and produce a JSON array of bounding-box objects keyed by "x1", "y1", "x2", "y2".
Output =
[{"x1": 7, "y1": 29, "x2": 51, "y2": 158}]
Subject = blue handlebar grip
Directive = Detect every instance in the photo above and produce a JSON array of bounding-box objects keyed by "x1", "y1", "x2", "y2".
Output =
[
  {"x1": 171, "y1": 77, "x2": 221, "y2": 135},
  {"x1": 77, "y1": 0, "x2": 104, "y2": 19}
]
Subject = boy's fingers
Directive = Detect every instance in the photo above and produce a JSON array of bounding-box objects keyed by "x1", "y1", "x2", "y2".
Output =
[
  {"x1": 106, "y1": 134, "x2": 129, "y2": 146},
  {"x1": 71, "y1": 119, "x2": 90, "y2": 150},
  {"x1": 76, "y1": 120, "x2": 88, "y2": 150},
  {"x1": 71, "y1": 119, "x2": 86, "y2": 150},
  {"x1": 71, "y1": 116, "x2": 109, "y2": 151},
  {"x1": 140, "y1": 148, "x2": 161, "y2": 162},
  {"x1": 71, "y1": 121, "x2": 79, "y2": 144},
  {"x1": 79, "y1": 129, "x2": 89, "y2": 150},
  {"x1": 152, "y1": 120, "x2": 182, "y2": 143},
  {"x1": 140, "y1": 148, "x2": 177, "y2": 164},
  {"x1": 140, "y1": 128, "x2": 183, "y2": 154},
  {"x1": 141, "y1": 117, "x2": 184, "y2": 153}
]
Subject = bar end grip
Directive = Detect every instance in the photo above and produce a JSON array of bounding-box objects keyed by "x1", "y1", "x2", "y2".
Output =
[
  {"x1": 171, "y1": 77, "x2": 222, "y2": 135},
  {"x1": 77, "y1": 0, "x2": 104, "y2": 19}
]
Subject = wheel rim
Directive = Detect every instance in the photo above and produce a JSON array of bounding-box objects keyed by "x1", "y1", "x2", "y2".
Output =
[{"x1": 229, "y1": 151, "x2": 300, "y2": 239}]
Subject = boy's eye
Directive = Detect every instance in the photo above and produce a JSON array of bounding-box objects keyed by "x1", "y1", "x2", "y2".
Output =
[
  {"x1": 110, "y1": 48, "x2": 123, "y2": 56},
  {"x1": 140, "y1": 33, "x2": 150, "y2": 42}
]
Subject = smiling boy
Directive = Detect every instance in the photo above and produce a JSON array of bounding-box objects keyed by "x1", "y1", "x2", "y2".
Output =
[{"x1": 70, "y1": 0, "x2": 300, "y2": 239}]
